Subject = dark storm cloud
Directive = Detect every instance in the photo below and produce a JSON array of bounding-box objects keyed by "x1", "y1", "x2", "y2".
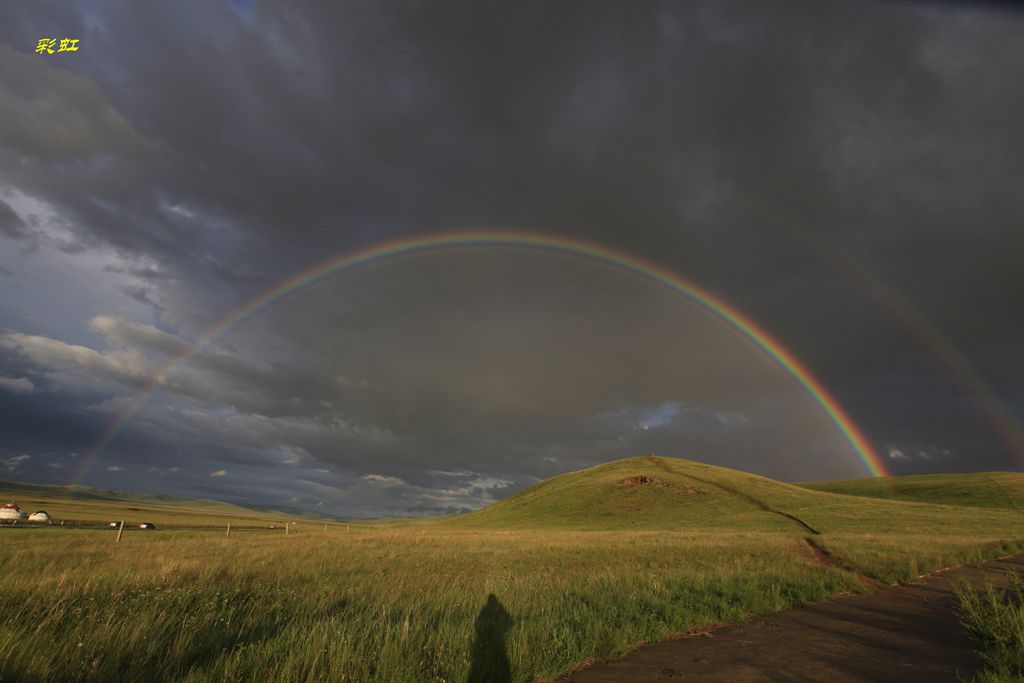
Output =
[{"x1": 1, "y1": 0, "x2": 1023, "y2": 513}]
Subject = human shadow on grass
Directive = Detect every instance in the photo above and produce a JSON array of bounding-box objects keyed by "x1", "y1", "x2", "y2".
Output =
[{"x1": 467, "y1": 593, "x2": 512, "y2": 683}]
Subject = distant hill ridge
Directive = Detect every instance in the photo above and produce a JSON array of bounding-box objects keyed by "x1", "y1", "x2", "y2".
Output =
[
  {"x1": 0, "y1": 478, "x2": 230, "y2": 507},
  {"x1": 798, "y1": 471, "x2": 1024, "y2": 510},
  {"x1": 0, "y1": 478, "x2": 322, "y2": 527}
]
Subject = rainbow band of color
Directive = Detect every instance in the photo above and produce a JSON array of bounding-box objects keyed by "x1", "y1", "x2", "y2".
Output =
[{"x1": 76, "y1": 229, "x2": 888, "y2": 481}]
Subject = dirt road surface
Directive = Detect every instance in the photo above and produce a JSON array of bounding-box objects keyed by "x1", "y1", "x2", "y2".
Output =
[{"x1": 565, "y1": 554, "x2": 1024, "y2": 682}]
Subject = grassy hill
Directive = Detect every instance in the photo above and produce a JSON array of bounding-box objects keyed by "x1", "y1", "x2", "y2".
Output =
[
  {"x1": 448, "y1": 455, "x2": 1024, "y2": 583},
  {"x1": 798, "y1": 472, "x2": 1024, "y2": 510},
  {"x1": 448, "y1": 455, "x2": 1024, "y2": 537},
  {"x1": 450, "y1": 454, "x2": 817, "y2": 531},
  {"x1": 0, "y1": 478, "x2": 329, "y2": 528}
]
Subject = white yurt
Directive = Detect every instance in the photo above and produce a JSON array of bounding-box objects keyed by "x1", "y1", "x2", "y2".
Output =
[
  {"x1": 28, "y1": 511, "x2": 51, "y2": 523},
  {"x1": 0, "y1": 503, "x2": 26, "y2": 521}
]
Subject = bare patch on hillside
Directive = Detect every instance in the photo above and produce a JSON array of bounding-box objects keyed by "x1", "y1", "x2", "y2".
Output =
[
  {"x1": 623, "y1": 475, "x2": 666, "y2": 488},
  {"x1": 622, "y1": 476, "x2": 706, "y2": 496}
]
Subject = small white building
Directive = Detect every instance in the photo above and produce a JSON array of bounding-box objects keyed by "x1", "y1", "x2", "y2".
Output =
[
  {"x1": 28, "y1": 511, "x2": 51, "y2": 523},
  {"x1": 0, "y1": 503, "x2": 26, "y2": 521}
]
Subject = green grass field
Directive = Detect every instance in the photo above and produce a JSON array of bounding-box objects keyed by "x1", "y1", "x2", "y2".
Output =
[{"x1": 2, "y1": 455, "x2": 1023, "y2": 682}]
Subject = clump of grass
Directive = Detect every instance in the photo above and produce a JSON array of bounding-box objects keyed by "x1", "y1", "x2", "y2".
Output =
[{"x1": 955, "y1": 571, "x2": 1024, "y2": 682}]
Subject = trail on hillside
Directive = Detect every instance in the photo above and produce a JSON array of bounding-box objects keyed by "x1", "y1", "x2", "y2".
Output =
[
  {"x1": 646, "y1": 456, "x2": 820, "y2": 534},
  {"x1": 646, "y1": 456, "x2": 883, "y2": 585},
  {"x1": 564, "y1": 554, "x2": 1024, "y2": 682}
]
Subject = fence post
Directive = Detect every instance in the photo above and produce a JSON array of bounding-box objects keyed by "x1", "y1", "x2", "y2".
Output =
[
  {"x1": 116, "y1": 520, "x2": 125, "y2": 543},
  {"x1": 226, "y1": 521, "x2": 231, "y2": 537},
  {"x1": 285, "y1": 522, "x2": 289, "y2": 536}
]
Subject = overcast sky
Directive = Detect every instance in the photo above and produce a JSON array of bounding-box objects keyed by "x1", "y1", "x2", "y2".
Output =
[{"x1": 1, "y1": 0, "x2": 1022, "y2": 517}]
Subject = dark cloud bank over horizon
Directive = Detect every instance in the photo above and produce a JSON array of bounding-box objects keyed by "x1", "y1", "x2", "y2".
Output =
[{"x1": 1, "y1": 0, "x2": 1023, "y2": 517}]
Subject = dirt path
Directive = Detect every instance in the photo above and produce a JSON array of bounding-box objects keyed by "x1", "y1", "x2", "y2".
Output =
[{"x1": 564, "y1": 554, "x2": 1024, "y2": 682}]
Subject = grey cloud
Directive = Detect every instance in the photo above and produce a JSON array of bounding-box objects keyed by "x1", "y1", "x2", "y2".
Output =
[
  {"x1": 1, "y1": 454, "x2": 30, "y2": 472},
  {"x1": 887, "y1": 444, "x2": 953, "y2": 462},
  {"x1": 0, "y1": 198, "x2": 28, "y2": 240},
  {"x1": 1, "y1": 318, "x2": 346, "y2": 421},
  {"x1": 120, "y1": 285, "x2": 164, "y2": 312},
  {"x1": 103, "y1": 265, "x2": 168, "y2": 281},
  {"x1": 0, "y1": 376, "x2": 34, "y2": 394},
  {"x1": 0, "y1": 46, "x2": 153, "y2": 162},
  {"x1": 87, "y1": 316, "x2": 192, "y2": 358},
  {"x1": 0, "y1": 331, "x2": 152, "y2": 393}
]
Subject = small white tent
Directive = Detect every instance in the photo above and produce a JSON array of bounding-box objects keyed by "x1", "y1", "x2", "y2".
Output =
[{"x1": 28, "y1": 511, "x2": 51, "y2": 523}]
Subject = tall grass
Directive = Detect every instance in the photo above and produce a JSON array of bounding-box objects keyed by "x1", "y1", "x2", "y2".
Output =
[{"x1": 956, "y1": 572, "x2": 1024, "y2": 683}]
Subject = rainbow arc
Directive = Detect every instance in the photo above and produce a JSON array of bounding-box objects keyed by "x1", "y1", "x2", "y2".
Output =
[{"x1": 74, "y1": 230, "x2": 888, "y2": 482}]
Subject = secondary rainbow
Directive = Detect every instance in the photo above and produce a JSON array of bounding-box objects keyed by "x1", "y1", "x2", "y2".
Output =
[
  {"x1": 822, "y1": 247, "x2": 1024, "y2": 463},
  {"x1": 75, "y1": 230, "x2": 889, "y2": 481}
]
